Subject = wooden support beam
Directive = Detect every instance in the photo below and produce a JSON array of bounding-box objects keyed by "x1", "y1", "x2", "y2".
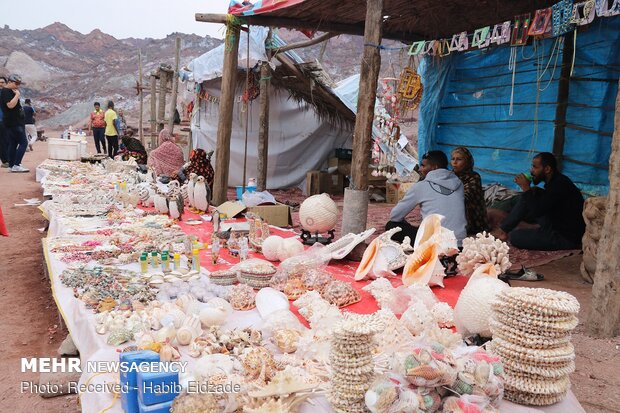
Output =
[
  {"x1": 212, "y1": 23, "x2": 241, "y2": 206},
  {"x1": 138, "y1": 50, "x2": 144, "y2": 145},
  {"x1": 272, "y1": 32, "x2": 337, "y2": 54},
  {"x1": 168, "y1": 37, "x2": 181, "y2": 134},
  {"x1": 257, "y1": 60, "x2": 271, "y2": 192},
  {"x1": 351, "y1": 0, "x2": 382, "y2": 191},
  {"x1": 195, "y1": 13, "x2": 422, "y2": 43},
  {"x1": 341, "y1": 0, "x2": 383, "y2": 236},
  {"x1": 157, "y1": 69, "x2": 168, "y2": 133},
  {"x1": 587, "y1": 78, "x2": 620, "y2": 338},
  {"x1": 149, "y1": 74, "x2": 157, "y2": 150},
  {"x1": 552, "y1": 34, "x2": 574, "y2": 171}
]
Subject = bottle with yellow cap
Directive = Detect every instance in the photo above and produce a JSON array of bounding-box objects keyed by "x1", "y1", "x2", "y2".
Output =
[
  {"x1": 173, "y1": 253, "x2": 181, "y2": 271},
  {"x1": 192, "y1": 248, "x2": 200, "y2": 271}
]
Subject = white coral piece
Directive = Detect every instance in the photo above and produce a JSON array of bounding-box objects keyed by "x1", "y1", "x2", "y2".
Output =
[
  {"x1": 430, "y1": 302, "x2": 455, "y2": 328},
  {"x1": 400, "y1": 301, "x2": 434, "y2": 336},
  {"x1": 362, "y1": 277, "x2": 395, "y2": 309},
  {"x1": 456, "y1": 232, "x2": 511, "y2": 276}
]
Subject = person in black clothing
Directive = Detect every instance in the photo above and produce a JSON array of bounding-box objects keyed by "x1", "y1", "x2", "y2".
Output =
[
  {"x1": 0, "y1": 76, "x2": 8, "y2": 167},
  {"x1": 23, "y1": 98, "x2": 36, "y2": 151},
  {"x1": 0, "y1": 74, "x2": 29, "y2": 172},
  {"x1": 494, "y1": 152, "x2": 585, "y2": 250}
]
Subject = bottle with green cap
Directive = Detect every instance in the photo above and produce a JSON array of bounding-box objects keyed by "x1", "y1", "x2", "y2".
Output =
[
  {"x1": 161, "y1": 253, "x2": 169, "y2": 272},
  {"x1": 140, "y1": 254, "x2": 148, "y2": 274},
  {"x1": 151, "y1": 251, "x2": 159, "y2": 268}
]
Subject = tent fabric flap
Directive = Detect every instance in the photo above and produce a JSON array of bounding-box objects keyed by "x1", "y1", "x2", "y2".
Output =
[{"x1": 418, "y1": 17, "x2": 620, "y2": 195}]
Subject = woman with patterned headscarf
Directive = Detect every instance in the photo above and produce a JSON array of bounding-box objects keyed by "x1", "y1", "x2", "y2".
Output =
[
  {"x1": 147, "y1": 128, "x2": 184, "y2": 178},
  {"x1": 451, "y1": 147, "x2": 489, "y2": 235},
  {"x1": 186, "y1": 148, "x2": 215, "y2": 189}
]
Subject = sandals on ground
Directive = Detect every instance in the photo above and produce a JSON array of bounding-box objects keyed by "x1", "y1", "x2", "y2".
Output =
[{"x1": 502, "y1": 265, "x2": 544, "y2": 281}]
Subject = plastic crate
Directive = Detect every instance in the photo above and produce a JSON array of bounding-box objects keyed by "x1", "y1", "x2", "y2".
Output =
[{"x1": 48, "y1": 138, "x2": 82, "y2": 161}]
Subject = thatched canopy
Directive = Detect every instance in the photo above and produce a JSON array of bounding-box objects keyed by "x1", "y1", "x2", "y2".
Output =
[{"x1": 227, "y1": 0, "x2": 558, "y2": 42}]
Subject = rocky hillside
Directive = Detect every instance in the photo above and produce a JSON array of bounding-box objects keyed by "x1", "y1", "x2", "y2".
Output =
[
  {"x1": 0, "y1": 23, "x2": 416, "y2": 132},
  {"x1": 0, "y1": 23, "x2": 222, "y2": 128}
]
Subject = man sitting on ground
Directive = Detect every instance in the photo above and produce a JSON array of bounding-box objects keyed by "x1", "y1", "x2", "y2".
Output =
[
  {"x1": 494, "y1": 152, "x2": 585, "y2": 250},
  {"x1": 386, "y1": 150, "x2": 467, "y2": 246}
]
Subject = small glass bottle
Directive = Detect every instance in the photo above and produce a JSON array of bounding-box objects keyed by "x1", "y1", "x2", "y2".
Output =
[
  {"x1": 173, "y1": 253, "x2": 181, "y2": 270},
  {"x1": 151, "y1": 251, "x2": 159, "y2": 268},
  {"x1": 140, "y1": 255, "x2": 148, "y2": 274},
  {"x1": 192, "y1": 248, "x2": 200, "y2": 271},
  {"x1": 161, "y1": 253, "x2": 170, "y2": 272}
]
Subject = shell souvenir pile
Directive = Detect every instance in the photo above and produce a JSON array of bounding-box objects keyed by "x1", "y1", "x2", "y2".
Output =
[
  {"x1": 489, "y1": 287, "x2": 580, "y2": 406},
  {"x1": 329, "y1": 314, "x2": 382, "y2": 413},
  {"x1": 456, "y1": 232, "x2": 511, "y2": 276},
  {"x1": 234, "y1": 259, "x2": 277, "y2": 288}
]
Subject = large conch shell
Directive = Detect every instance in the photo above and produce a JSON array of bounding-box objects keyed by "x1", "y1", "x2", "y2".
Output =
[
  {"x1": 176, "y1": 314, "x2": 202, "y2": 346},
  {"x1": 402, "y1": 241, "x2": 443, "y2": 287},
  {"x1": 413, "y1": 214, "x2": 458, "y2": 253},
  {"x1": 355, "y1": 227, "x2": 412, "y2": 281}
]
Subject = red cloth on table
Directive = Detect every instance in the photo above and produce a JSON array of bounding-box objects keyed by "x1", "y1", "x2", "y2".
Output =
[{"x1": 170, "y1": 208, "x2": 468, "y2": 325}]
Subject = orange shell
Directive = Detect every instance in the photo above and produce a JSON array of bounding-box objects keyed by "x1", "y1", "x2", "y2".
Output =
[
  {"x1": 402, "y1": 241, "x2": 439, "y2": 286},
  {"x1": 354, "y1": 238, "x2": 379, "y2": 281}
]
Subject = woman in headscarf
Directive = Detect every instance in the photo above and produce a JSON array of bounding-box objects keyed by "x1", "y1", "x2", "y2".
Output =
[
  {"x1": 147, "y1": 128, "x2": 184, "y2": 178},
  {"x1": 118, "y1": 129, "x2": 147, "y2": 164},
  {"x1": 451, "y1": 146, "x2": 489, "y2": 236},
  {"x1": 185, "y1": 148, "x2": 215, "y2": 189}
]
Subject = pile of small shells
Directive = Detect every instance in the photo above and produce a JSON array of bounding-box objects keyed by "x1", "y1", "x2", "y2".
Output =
[
  {"x1": 208, "y1": 269, "x2": 238, "y2": 286},
  {"x1": 228, "y1": 284, "x2": 257, "y2": 311},
  {"x1": 235, "y1": 259, "x2": 277, "y2": 289},
  {"x1": 456, "y1": 232, "x2": 511, "y2": 276},
  {"x1": 489, "y1": 287, "x2": 580, "y2": 406},
  {"x1": 329, "y1": 314, "x2": 382, "y2": 413},
  {"x1": 321, "y1": 280, "x2": 361, "y2": 308}
]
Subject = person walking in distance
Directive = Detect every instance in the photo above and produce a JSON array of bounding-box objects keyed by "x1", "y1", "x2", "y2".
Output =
[
  {"x1": 89, "y1": 102, "x2": 107, "y2": 154},
  {"x1": 0, "y1": 76, "x2": 8, "y2": 167},
  {"x1": 23, "y1": 98, "x2": 37, "y2": 151},
  {"x1": 104, "y1": 101, "x2": 119, "y2": 158},
  {"x1": 0, "y1": 74, "x2": 29, "y2": 172}
]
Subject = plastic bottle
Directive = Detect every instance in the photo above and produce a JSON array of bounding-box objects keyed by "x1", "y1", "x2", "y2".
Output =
[
  {"x1": 140, "y1": 255, "x2": 148, "y2": 274},
  {"x1": 151, "y1": 251, "x2": 159, "y2": 268},
  {"x1": 192, "y1": 248, "x2": 200, "y2": 271},
  {"x1": 173, "y1": 253, "x2": 181, "y2": 270},
  {"x1": 161, "y1": 253, "x2": 169, "y2": 272}
]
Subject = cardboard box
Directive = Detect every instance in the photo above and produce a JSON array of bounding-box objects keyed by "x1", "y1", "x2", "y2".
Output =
[
  {"x1": 386, "y1": 181, "x2": 416, "y2": 204},
  {"x1": 328, "y1": 157, "x2": 352, "y2": 176},
  {"x1": 306, "y1": 171, "x2": 328, "y2": 195},
  {"x1": 248, "y1": 204, "x2": 293, "y2": 228},
  {"x1": 216, "y1": 201, "x2": 293, "y2": 228},
  {"x1": 325, "y1": 173, "x2": 345, "y2": 195}
]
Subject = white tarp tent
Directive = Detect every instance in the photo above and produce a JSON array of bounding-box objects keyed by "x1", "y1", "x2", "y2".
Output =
[{"x1": 187, "y1": 27, "x2": 352, "y2": 189}]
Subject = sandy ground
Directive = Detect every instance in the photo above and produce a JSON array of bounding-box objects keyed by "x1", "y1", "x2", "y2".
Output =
[{"x1": 0, "y1": 139, "x2": 618, "y2": 412}]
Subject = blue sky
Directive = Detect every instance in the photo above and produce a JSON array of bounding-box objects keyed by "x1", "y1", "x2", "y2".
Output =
[{"x1": 2, "y1": 0, "x2": 229, "y2": 39}]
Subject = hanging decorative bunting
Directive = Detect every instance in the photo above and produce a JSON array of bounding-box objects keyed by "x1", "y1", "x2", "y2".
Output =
[
  {"x1": 553, "y1": 0, "x2": 575, "y2": 36},
  {"x1": 472, "y1": 26, "x2": 491, "y2": 48},
  {"x1": 529, "y1": 8, "x2": 553, "y2": 36},
  {"x1": 511, "y1": 13, "x2": 531, "y2": 45},
  {"x1": 595, "y1": 0, "x2": 620, "y2": 16},
  {"x1": 408, "y1": 41, "x2": 425, "y2": 56},
  {"x1": 423, "y1": 40, "x2": 441, "y2": 55},
  {"x1": 449, "y1": 31, "x2": 469, "y2": 52},
  {"x1": 571, "y1": 0, "x2": 596, "y2": 24},
  {"x1": 490, "y1": 21, "x2": 512, "y2": 45},
  {"x1": 439, "y1": 39, "x2": 452, "y2": 56}
]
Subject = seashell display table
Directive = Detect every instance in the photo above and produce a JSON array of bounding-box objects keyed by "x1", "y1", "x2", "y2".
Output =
[{"x1": 36, "y1": 158, "x2": 585, "y2": 413}]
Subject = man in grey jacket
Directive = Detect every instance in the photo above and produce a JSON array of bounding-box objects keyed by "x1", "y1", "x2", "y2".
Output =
[{"x1": 386, "y1": 150, "x2": 467, "y2": 246}]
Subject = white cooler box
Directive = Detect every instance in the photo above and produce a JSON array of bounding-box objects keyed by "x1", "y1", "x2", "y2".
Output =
[{"x1": 48, "y1": 138, "x2": 88, "y2": 161}]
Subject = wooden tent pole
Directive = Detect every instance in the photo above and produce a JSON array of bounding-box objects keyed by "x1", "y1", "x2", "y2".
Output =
[
  {"x1": 157, "y1": 69, "x2": 168, "y2": 133},
  {"x1": 257, "y1": 60, "x2": 271, "y2": 192},
  {"x1": 212, "y1": 21, "x2": 241, "y2": 206},
  {"x1": 552, "y1": 35, "x2": 574, "y2": 171},
  {"x1": 168, "y1": 37, "x2": 181, "y2": 134},
  {"x1": 341, "y1": 0, "x2": 383, "y2": 235},
  {"x1": 149, "y1": 74, "x2": 157, "y2": 150},
  {"x1": 138, "y1": 50, "x2": 144, "y2": 145},
  {"x1": 587, "y1": 78, "x2": 620, "y2": 338}
]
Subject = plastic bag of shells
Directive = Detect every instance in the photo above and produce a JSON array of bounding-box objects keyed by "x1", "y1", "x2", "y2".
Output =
[
  {"x1": 269, "y1": 243, "x2": 332, "y2": 289},
  {"x1": 154, "y1": 277, "x2": 230, "y2": 303}
]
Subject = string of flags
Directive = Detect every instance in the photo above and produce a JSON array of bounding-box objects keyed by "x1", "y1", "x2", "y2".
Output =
[{"x1": 407, "y1": 0, "x2": 619, "y2": 56}]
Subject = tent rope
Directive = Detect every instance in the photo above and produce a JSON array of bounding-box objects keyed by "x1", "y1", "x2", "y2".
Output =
[
  {"x1": 508, "y1": 47, "x2": 518, "y2": 116},
  {"x1": 242, "y1": 28, "x2": 251, "y2": 193}
]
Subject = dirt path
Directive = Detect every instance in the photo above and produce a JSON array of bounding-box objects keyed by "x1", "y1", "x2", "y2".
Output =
[
  {"x1": 0, "y1": 138, "x2": 80, "y2": 411},
  {"x1": 0, "y1": 139, "x2": 617, "y2": 412}
]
